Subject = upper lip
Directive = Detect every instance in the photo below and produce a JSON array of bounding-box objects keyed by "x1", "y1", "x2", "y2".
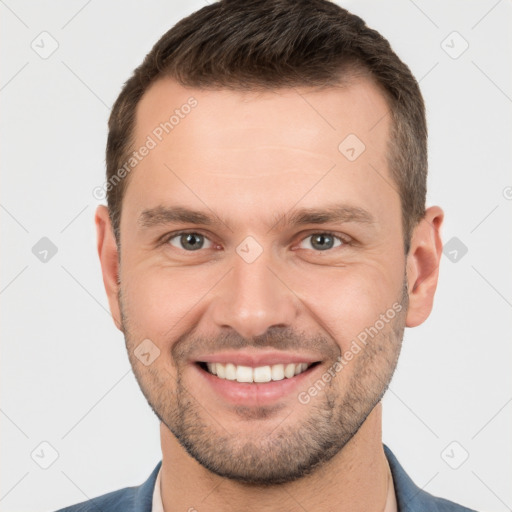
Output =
[{"x1": 194, "y1": 350, "x2": 321, "y2": 367}]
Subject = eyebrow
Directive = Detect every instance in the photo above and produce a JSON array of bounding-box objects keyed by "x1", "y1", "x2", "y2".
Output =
[{"x1": 137, "y1": 203, "x2": 375, "y2": 232}]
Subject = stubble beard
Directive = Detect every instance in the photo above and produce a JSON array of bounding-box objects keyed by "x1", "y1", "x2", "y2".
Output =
[{"x1": 119, "y1": 278, "x2": 408, "y2": 485}]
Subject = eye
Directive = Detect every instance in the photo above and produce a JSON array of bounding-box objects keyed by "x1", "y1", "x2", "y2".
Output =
[
  {"x1": 297, "y1": 232, "x2": 347, "y2": 251},
  {"x1": 161, "y1": 230, "x2": 349, "y2": 253},
  {"x1": 165, "y1": 231, "x2": 214, "y2": 251}
]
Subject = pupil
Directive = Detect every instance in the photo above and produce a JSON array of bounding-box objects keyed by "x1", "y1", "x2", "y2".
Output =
[
  {"x1": 183, "y1": 233, "x2": 203, "y2": 250},
  {"x1": 313, "y1": 234, "x2": 332, "y2": 251}
]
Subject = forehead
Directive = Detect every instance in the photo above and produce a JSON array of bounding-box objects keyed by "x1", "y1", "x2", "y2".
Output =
[
  {"x1": 134, "y1": 77, "x2": 390, "y2": 155},
  {"x1": 123, "y1": 76, "x2": 396, "y2": 234}
]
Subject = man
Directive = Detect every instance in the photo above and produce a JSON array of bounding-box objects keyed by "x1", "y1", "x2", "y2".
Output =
[{"x1": 56, "y1": 0, "x2": 478, "y2": 510}]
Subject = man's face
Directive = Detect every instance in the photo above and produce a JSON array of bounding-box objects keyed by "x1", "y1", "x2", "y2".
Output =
[{"x1": 115, "y1": 77, "x2": 409, "y2": 484}]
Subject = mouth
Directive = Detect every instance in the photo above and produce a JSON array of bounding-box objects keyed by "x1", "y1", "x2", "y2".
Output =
[
  {"x1": 197, "y1": 361, "x2": 320, "y2": 383},
  {"x1": 194, "y1": 359, "x2": 322, "y2": 407}
]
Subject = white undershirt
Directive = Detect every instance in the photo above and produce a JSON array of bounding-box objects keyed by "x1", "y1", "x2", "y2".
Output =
[{"x1": 152, "y1": 467, "x2": 164, "y2": 512}]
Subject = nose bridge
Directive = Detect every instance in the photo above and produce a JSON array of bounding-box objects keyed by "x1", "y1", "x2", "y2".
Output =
[{"x1": 210, "y1": 241, "x2": 299, "y2": 339}]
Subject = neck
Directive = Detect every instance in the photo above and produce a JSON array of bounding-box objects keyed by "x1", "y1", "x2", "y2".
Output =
[{"x1": 159, "y1": 403, "x2": 391, "y2": 512}]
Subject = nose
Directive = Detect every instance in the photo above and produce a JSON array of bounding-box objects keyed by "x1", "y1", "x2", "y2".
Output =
[{"x1": 209, "y1": 245, "x2": 299, "y2": 340}]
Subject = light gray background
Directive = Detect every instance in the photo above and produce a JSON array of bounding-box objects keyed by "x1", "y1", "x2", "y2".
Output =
[{"x1": 1, "y1": 1, "x2": 511, "y2": 511}]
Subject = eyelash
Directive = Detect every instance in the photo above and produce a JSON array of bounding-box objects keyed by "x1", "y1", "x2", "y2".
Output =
[{"x1": 160, "y1": 230, "x2": 351, "y2": 252}]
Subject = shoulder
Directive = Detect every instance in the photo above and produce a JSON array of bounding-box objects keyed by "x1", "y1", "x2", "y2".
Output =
[
  {"x1": 52, "y1": 461, "x2": 162, "y2": 512},
  {"x1": 383, "y1": 444, "x2": 479, "y2": 512},
  {"x1": 53, "y1": 486, "x2": 137, "y2": 512}
]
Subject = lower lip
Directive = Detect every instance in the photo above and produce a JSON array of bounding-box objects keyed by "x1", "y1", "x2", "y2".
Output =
[{"x1": 194, "y1": 363, "x2": 320, "y2": 406}]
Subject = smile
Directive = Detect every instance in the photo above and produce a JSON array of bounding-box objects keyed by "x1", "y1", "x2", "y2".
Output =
[{"x1": 199, "y1": 362, "x2": 316, "y2": 383}]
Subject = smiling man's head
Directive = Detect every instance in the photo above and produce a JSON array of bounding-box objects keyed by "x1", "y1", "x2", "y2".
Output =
[{"x1": 96, "y1": 0, "x2": 443, "y2": 487}]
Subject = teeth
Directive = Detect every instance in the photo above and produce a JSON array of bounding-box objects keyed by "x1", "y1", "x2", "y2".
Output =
[
  {"x1": 225, "y1": 363, "x2": 237, "y2": 380},
  {"x1": 253, "y1": 365, "x2": 271, "y2": 383},
  {"x1": 284, "y1": 363, "x2": 296, "y2": 378},
  {"x1": 271, "y1": 364, "x2": 285, "y2": 381},
  {"x1": 216, "y1": 362, "x2": 226, "y2": 379},
  {"x1": 204, "y1": 362, "x2": 312, "y2": 383},
  {"x1": 236, "y1": 365, "x2": 253, "y2": 383}
]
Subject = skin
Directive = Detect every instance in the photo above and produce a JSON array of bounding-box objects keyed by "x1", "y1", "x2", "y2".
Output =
[{"x1": 96, "y1": 76, "x2": 443, "y2": 511}]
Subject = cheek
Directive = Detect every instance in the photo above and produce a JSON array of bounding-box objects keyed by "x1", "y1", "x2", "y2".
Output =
[
  {"x1": 120, "y1": 263, "x2": 217, "y2": 339},
  {"x1": 290, "y1": 262, "x2": 402, "y2": 350}
]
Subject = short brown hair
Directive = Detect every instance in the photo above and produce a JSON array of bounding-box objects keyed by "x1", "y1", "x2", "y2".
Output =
[{"x1": 106, "y1": 0, "x2": 427, "y2": 253}]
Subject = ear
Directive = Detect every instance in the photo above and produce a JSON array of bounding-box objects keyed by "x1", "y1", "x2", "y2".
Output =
[
  {"x1": 405, "y1": 206, "x2": 444, "y2": 327},
  {"x1": 95, "y1": 205, "x2": 123, "y2": 331}
]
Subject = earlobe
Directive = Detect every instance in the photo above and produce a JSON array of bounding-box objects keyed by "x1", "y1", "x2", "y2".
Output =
[
  {"x1": 405, "y1": 206, "x2": 444, "y2": 328},
  {"x1": 95, "y1": 205, "x2": 123, "y2": 331}
]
